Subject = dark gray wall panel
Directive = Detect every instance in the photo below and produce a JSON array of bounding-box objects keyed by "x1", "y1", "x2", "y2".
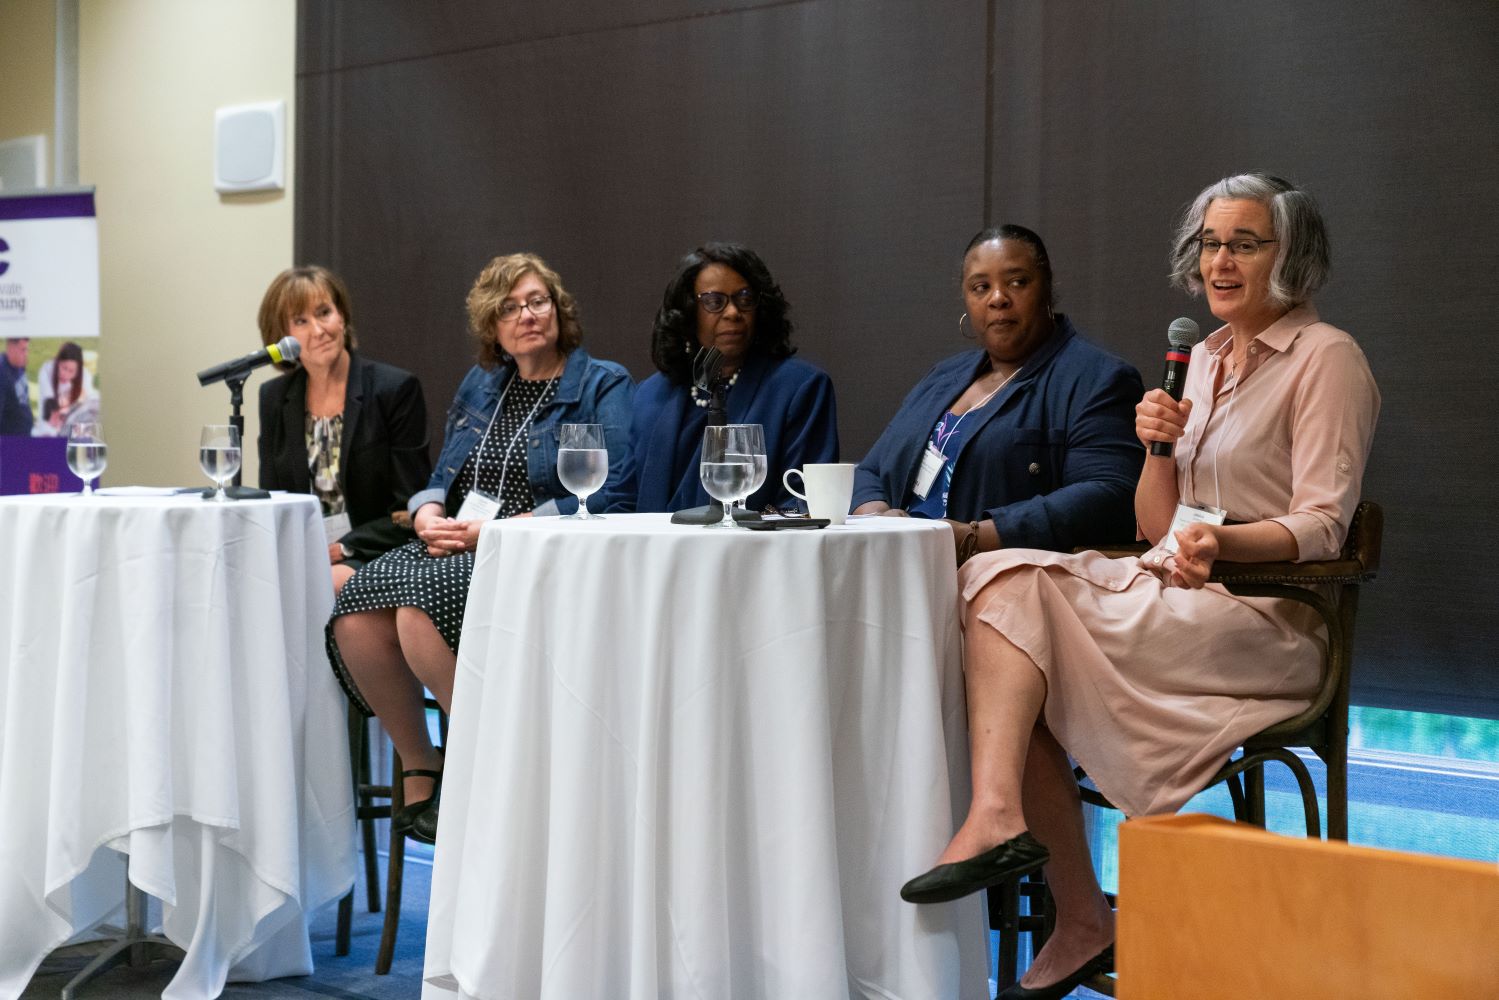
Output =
[
  {"x1": 988, "y1": 0, "x2": 1499, "y2": 716},
  {"x1": 298, "y1": 0, "x2": 797, "y2": 75},
  {"x1": 299, "y1": 0, "x2": 987, "y2": 461},
  {"x1": 298, "y1": 0, "x2": 1499, "y2": 717}
]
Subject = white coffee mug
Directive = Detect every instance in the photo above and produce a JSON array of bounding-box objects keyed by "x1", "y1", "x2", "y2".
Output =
[{"x1": 782, "y1": 463, "x2": 856, "y2": 525}]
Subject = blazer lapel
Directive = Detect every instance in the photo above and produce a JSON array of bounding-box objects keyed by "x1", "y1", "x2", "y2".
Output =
[
  {"x1": 339, "y1": 353, "x2": 366, "y2": 496},
  {"x1": 281, "y1": 369, "x2": 312, "y2": 493}
]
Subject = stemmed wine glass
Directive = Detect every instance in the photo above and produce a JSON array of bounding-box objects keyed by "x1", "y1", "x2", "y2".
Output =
[
  {"x1": 700, "y1": 424, "x2": 758, "y2": 528},
  {"x1": 199, "y1": 424, "x2": 242, "y2": 502},
  {"x1": 66, "y1": 421, "x2": 107, "y2": 496},
  {"x1": 557, "y1": 423, "x2": 608, "y2": 520},
  {"x1": 726, "y1": 423, "x2": 767, "y2": 518}
]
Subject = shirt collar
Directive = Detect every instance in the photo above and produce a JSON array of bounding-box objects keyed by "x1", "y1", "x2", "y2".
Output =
[{"x1": 1202, "y1": 301, "x2": 1319, "y2": 359}]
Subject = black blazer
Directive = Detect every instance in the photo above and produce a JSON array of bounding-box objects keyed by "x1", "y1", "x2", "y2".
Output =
[{"x1": 258, "y1": 352, "x2": 432, "y2": 560}]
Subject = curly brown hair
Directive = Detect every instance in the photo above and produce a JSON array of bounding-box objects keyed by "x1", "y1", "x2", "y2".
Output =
[{"x1": 465, "y1": 253, "x2": 583, "y2": 369}]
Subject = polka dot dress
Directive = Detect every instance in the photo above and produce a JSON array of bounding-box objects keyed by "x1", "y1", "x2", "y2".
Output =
[{"x1": 326, "y1": 374, "x2": 559, "y2": 715}]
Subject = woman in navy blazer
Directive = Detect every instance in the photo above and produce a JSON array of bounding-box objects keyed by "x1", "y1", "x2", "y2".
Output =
[
  {"x1": 625, "y1": 243, "x2": 838, "y2": 512},
  {"x1": 853, "y1": 226, "x2": 1142, "y2": 556},
  {"x1": 256, "y1": 266, "x2": 431, "y2": 591}
]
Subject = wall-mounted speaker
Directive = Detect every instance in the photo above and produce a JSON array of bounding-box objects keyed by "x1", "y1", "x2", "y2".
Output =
[{"x1": 214, "y1": 100, "x2": 285, "y2": 194}]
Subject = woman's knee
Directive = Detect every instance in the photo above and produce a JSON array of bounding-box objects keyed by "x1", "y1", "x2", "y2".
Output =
[{"x1": 331, "y1": 563, "x2": 356, "y2": 595}]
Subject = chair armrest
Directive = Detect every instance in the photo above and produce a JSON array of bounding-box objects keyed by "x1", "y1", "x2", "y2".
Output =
[{"x1": 1074, "y1": 501, "x2": 1382, "y2": 586}]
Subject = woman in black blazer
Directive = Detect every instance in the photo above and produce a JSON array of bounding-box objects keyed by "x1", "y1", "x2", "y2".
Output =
[{"x1": 256, "y1": 266, "x2": 432, "y2": 592}]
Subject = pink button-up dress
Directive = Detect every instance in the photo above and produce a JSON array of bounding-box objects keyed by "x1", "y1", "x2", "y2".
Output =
[{"x1": 958, "y1": 303, "x2": 1380, "y2": 816}]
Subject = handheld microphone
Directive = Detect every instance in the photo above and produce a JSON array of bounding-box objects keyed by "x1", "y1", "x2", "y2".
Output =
[
  {"x1": 1150, "y1": 317, "x2": 1201, "y2": 458},
  {"x1": 196, "y1": 336, "x2": 301, "y2": 386}
]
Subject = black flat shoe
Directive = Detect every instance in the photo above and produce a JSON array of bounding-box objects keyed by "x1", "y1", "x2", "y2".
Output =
[
  {"x1": 995, "y1": 944, "x2": 1114, "y2": 1000},
  {"x1": 899, "y1": 831, "x2": 1049, "y2": 904},
  {"x1": 390, "y1": 766, "x2": 442, "y2": 843},
  {"x1": 407, "y1": 790, "x2": 440, "y2": 845}
]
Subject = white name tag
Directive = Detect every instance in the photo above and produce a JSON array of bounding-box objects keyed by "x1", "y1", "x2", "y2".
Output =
[
  {"x1": 322, "y1": 511, "x2": 352, "y2": 546},
  {"x1": 454, "y1": 488, "x2": 501, "y2": 523},
  {"x1": 912, "y1": 443, "x2": 945, "y2": 500},
  {"x1": 1160, "y1": 502, "x2": 1228, "y2": 554}
]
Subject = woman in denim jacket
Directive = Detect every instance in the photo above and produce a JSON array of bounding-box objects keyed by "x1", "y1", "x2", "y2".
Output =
[{"x1": 328, "y1": 253, "x2": 633, "y2": 844}]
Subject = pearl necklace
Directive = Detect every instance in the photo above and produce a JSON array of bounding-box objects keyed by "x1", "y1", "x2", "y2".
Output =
[{"x1": 690, "y1": 370, "x2": 740, "y2": 408}]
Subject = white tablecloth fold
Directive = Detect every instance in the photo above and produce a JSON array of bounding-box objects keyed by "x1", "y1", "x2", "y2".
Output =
[
  {"x1": 0, "y1": 494, "x2": 355, "y2": 1000},
  {"x1": 424, "y1": 514, "x2": 988, "y2": 1000}
]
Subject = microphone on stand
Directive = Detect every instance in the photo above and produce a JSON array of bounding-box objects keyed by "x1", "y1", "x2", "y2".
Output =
[
  {"x1": 692, "y1": 345, "x2": 729, "y2": 427},
  {"x1": 196, "y1": 336, "x2": 301, "y2": 386},
  {"x1": 1150, "y1": 317, "x2": 1202, "y2": 458}
]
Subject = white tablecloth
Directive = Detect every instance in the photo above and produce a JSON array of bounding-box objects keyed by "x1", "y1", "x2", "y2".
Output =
[
  {"x1": 0, "y1": 493, "x2": 355, "y2": 1000},
  {"x1": 424, "y1": 514, "x2": 989, "y2": 1000}
]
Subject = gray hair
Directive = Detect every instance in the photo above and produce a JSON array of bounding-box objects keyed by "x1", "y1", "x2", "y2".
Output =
[{"x1": 1168, "y1": 172, "x2": 1331, "y2": 307}]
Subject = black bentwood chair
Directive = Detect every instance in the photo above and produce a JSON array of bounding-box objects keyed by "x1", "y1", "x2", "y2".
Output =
[{"x1": 991, "y1": 501, "x2": 1383, "y2": 996}]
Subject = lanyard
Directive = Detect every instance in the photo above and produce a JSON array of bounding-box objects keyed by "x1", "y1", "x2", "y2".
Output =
[
  {"x1": 935, "y1": 367, "x2": 1018, "y2": 459},
  {"x1": 471, "y1": 374, "x2": 557, "y2": 501}
]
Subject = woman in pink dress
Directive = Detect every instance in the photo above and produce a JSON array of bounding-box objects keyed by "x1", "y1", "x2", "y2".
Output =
[{"x1": 899, "y1": 173, "x2": 1380, "y2": 1000}]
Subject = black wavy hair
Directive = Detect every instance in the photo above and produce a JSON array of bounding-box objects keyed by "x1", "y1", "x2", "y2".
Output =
[
  {"x1": 650, "y1": 242, "x2": 796, "y2": 386},
  {"x1": 964, "y1": 224, "x2": 1056, "y2": 308}
]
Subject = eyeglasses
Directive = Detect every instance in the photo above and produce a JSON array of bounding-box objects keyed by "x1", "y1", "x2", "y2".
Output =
[
  {"x1": 696, "y1": 289, "x2": 758, "y2": 314},
  {"x1": 1197, "y1": 237, "x2": 1278, "y2": 258},
  {"x1": 497, "y1": 294, "x2": 554, "y2": 324}
]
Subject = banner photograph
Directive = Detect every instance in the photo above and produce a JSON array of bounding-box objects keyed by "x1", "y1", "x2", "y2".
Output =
[{"x1": 0, "y1": 190, "x2": 101, "y2": 493}]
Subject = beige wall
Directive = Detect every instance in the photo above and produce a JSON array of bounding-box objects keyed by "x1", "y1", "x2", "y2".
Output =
[
  {"x1": 79, "y1": 0, "x2": 295, "y2": 486},
  {"x1": 0, "y1": 0, "x2": 56, "y2": 160}
]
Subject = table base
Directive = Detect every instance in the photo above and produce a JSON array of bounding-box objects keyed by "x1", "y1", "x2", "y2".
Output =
[{"x1": 60, "y1": 875, "x2": 185, "y2": 1000}]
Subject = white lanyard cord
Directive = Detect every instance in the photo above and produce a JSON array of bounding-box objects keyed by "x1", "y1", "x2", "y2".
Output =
[
  {"x1": 471, "y1": 374, "x2": 557, "y2": 505},
  {"x1": 939, "y1": 367, "x2": 1019, "y2": 459}
]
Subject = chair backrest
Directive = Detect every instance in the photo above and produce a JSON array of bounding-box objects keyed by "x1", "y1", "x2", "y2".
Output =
[{"x1": 1218, "y1": 500, "x2": 1382, "y2": 741}]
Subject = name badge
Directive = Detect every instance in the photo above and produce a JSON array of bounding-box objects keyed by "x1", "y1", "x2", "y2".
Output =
[
  {"x1": 322, "y1": 511, "x2": 352, "y2": 546},
  {"x1": 912, "y1": 443, "x2": 946, "y2": 500},
  {"x1": 1159, "y1": 502, "x2": 1228, "y2": 554},
  {"x1": 455, "y1": 488, "x2": 501, "y2": 523}
]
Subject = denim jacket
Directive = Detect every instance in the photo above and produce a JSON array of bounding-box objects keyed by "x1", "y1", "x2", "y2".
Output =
[{"x1": 408, "y1": 348, "x2": 635, "y2": 517}]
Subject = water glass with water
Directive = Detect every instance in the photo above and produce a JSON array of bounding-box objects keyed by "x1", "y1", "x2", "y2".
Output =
[
  {"x1": 700, "y1": 424, "x2": 758, "y2": 528},
  {"x1": 725, "y1": 423, "x2": 766, "y2": 515},
  {"x1": 557, "y1": 423, "x2": 608, "y2": 520},
  {"x1": 66, "y1": 421, "x2": 107, "y2": 496},
  {"x1": 199, "y1": 424, "x2": 242, "y2": 502}
]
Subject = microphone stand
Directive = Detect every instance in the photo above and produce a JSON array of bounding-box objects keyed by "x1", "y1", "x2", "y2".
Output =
[
  {"x1": 705, "y1": 376, "x2": 729, "y2": 519},
  {"x1": 225, "y1": 375, "x2": 247, "y2": 487}
]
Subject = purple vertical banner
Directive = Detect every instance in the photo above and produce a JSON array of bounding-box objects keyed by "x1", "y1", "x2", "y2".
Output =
[
  {"x1": 0, "y1": 437, "x2": 82, "y2": 495},
  {"x1": 1, "y1": 187, "x2": 102, "y2": 494}
]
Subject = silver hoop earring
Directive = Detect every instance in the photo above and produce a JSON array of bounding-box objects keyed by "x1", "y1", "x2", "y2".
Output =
[{"x1": 958, "y1": 313, "x2": 975, "y2": 339}]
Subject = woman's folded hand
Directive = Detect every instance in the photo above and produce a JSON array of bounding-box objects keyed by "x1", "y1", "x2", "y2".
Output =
[{"x1": 1141, "y1": 521, "x2": 1218, "y2": 589}]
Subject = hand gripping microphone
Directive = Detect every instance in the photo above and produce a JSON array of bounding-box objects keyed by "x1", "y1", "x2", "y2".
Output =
[
  {"x1": 196, "y1": 336, "x2": 301, "y2": 386},
  {"x1": 1150, "y1": 317, "x2": 1201, "y2": 458}
]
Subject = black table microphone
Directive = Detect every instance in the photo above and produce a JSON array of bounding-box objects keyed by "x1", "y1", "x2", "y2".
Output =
[{"x1": 196, "y1": 336, "x2": 300, "y2": 386}]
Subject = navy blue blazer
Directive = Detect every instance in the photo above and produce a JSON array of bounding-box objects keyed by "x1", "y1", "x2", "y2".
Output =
[
  {"x1": 624, "y1": 352, "x2": 839, "y2": 512},
  {"x1": 852, "y1": 317, "x2": 1143, "y2": 550}
]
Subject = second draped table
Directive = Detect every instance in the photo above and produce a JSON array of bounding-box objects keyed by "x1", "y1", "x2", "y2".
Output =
[
  {"x1": 0, "y1": 492, "x2": 355, "y2": 999},
  {"x1": 424, "y1": 513, "x2": 989, "y2": 1000}
]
